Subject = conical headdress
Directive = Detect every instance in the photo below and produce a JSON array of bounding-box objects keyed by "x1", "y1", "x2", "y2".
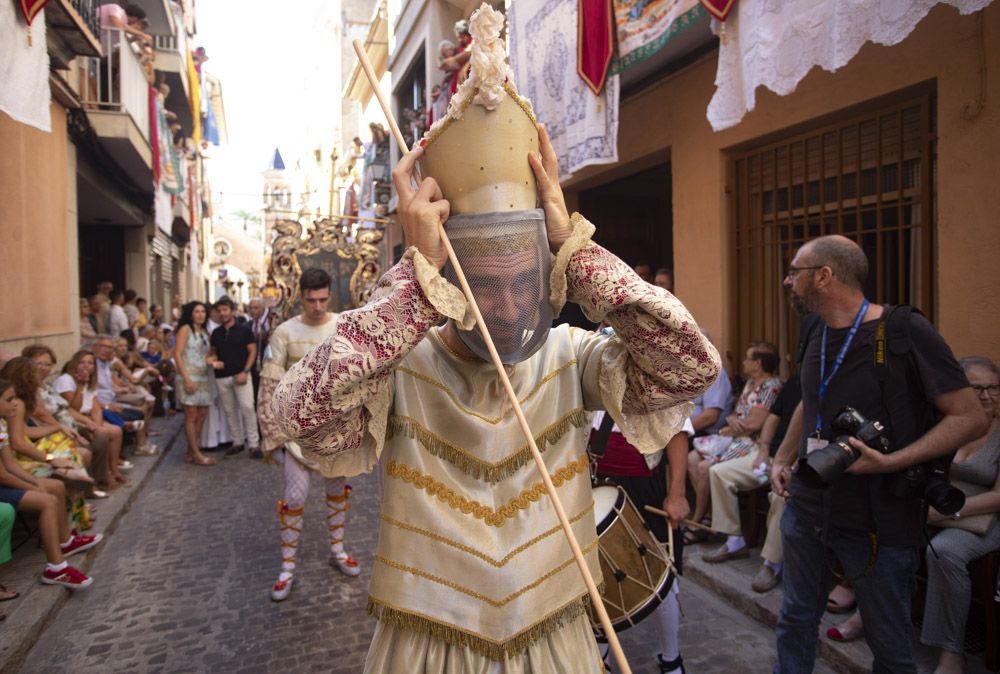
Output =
[{"x1": 419, "y1": 3, "x2": 539, "y2": 215}]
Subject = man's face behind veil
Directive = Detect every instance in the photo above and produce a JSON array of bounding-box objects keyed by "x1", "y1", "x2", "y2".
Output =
[{"x1": 465, "y1": 248, "x2": 542, "y2": 355}]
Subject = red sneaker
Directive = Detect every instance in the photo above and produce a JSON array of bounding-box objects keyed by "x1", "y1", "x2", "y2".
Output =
[
  {"x1": 60, "y1": 533, "x2": 103, "y2": 558},
  {"x1": 41, "y1": 565, "x2": 93, "y2": 589}
]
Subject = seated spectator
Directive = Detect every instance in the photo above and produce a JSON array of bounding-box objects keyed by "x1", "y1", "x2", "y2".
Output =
[
  {"x1": 80, "y1": 298, "x2": 97, "y2": 346},
  {"x1": 107, "y1": 291, "x2": 129, "y2": 338},
  {"x1": 0, "y1": 358, "x2": 93, "y2": 531},
  {"x1": 0, "y1": 501, "x2": 14, "y2": 613},
  {"x1": 690, "y1": 333, "x2": 733, "y2": 437},
  {"x1": 149, "y1": 303, "x2": 165, "y2": 326},
  {"x1": 123, "y1": 290, "x2": 140, "y2": 331},
  {"x1": 23, "y1": 345, "x2": 109, "y2": 496},
  {"x1": 0, "y1": 378, "x2": 100, "y2": 589},
  {"x1": 704, "y1": 374, "x2": 802, "y2": 593},
  {"x1": 135, "y1": 297, "x2": 149, "y2": 328},
  {"x1": 87, "y1": 294, "x2": 107, "y2": 337},
  {"x1": 654, "y1": 267, "x2": 674, "y2": 293},
  {"x1": 633, "y1": 261, "x2": 653, "y2": 283},
  {"x1": 919, "y1": 356, "x2": 1000, "y2": 673},
  {"x1": 686, "y1": 342, "x2": 782, "y2": 540},
  {"x1": 91, "y1": 335, "x2": 155, "y2": 455},
  {"x1": 55, "y1": 351, "x2": 130, "y2": 489}
]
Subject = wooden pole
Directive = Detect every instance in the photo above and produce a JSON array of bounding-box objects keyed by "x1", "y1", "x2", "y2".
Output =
[{"x1": 352, "y1": 39, "x2": 632, "y2": 674}]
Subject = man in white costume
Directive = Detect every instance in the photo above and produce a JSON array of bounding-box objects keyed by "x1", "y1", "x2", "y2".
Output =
[
  {"x1": 273, "y1": 5, "x2": 721, "y2": 671},
  {"x1": 257, "y1": 268, "x2": 362, "y2": 602}
]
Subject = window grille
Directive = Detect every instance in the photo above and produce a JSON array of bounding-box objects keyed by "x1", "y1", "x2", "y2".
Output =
[{"x1": 730, "y1": 93, "x2": 935, "y2": 373}]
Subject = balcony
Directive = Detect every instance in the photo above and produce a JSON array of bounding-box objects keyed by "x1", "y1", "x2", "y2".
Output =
[
  {"x1": 153, "y1": 33, "x2": 195, "y2": 136},
  {"x1": 45, "y1": 0, "x2": 103, "y2": 68},
  {"x1": 79, "y1": 28, "x2": 153, "y2": 184}
]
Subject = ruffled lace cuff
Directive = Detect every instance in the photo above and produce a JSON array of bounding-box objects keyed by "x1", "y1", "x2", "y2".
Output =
[
  {"x1": 599, "y1": 341, "x2": 695, "y2": 454},
  {"x1": 407, "y1": 246, "x2": 475, "y2": 330},
  {"x1": 549, "y1": 213, "x2": 596, "y2": 314}
]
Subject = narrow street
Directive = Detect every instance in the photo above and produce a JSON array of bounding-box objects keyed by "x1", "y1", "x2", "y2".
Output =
[{"x1": 17, "y1": 435, "x2": 834, "y2": 674}]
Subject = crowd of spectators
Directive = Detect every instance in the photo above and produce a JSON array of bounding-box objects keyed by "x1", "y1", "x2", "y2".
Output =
[
  {"x1": 622, "y1": 254, "x2": 1000, "y2": 671},
  {"x1": 0, "y1": 279, "x2": 271, "y2": 616}
]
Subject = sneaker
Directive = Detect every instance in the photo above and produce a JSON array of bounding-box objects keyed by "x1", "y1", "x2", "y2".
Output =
[
  {"x1": 330, "y1": 553, "x2": 362, "y2": 577},
  {"x1": 41, "y1": 565, "x2": 93, "y2": 589},
  {"x1": 118, "y1": 460, "x2": 135, "y2": 472},
  {"x1": 224, "y1": 444, "x2": 245, "y2": 458},
  {"x1": 134, "y1": 444, "x2": 158, "y2": 456},
  {"x1": 249, "y1": 447, "x2": 264, "y2": 460},
  {"x1": 270, "y1": 576, "x2": 293, "y2": 601},
  {"x1": 61, "y1": 532, "x2": 104, "y2": 558}
]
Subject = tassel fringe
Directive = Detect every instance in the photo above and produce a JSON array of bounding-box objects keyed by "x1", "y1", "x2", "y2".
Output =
[
  {"x1": 367, "y1": 594, "x2": 593, "y2": 661},
  {"x1": 388, "y1": 408, "x2": 588, "y2": 483}
]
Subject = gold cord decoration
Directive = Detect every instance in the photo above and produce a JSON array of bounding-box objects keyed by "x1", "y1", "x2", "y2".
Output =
[
  {"x1": 379, "y1": 499, "x2": 595, "y2": 568},
  {"x1": 383, "y1": 454, "x2": 590, "y2": 526},
  {"x1": 388, "y1": 406, "x2": 587, "y2": 483},
  {"x1": 374, "y1": 538, "x2": 597, "y2": 608}
]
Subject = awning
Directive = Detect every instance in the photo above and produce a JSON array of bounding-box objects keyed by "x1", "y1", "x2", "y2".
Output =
[{"x1": 344, "y1": 2, "x2": 388, "y2": 105}]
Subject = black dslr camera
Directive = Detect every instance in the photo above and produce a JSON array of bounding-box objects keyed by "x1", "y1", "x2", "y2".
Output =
[
  {"x1": 798, "y1": 407, "x2": 890, "y2": 488},
  {"x1": 798, "y1": 406, "x2": 966, "y2": 516}
]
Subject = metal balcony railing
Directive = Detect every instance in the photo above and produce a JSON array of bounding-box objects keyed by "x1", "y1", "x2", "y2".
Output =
[
  {"x1": 80, "y1": 28, "x2": 151, "y2": 143},
  {"x1": 71, "y1": 0, "x2": 101, "y2": 40}
]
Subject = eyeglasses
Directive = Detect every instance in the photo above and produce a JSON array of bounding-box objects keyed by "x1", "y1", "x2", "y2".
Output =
[
  {"x1": 972, "y1": 384, "x2": 1000, "y2": 396},
  {"x1": 785, "y1": 265, "x2": 823, "y2": 279}
]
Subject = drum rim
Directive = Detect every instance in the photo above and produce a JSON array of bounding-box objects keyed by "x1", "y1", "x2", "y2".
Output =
[{"x1": 592, "y1": 479, "x2": 626, "y2": 534}]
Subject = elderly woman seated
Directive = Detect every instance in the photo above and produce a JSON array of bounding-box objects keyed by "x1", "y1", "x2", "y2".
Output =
[{"x1": 920, "y1": 356, "x2": 1000, "y2": 674}]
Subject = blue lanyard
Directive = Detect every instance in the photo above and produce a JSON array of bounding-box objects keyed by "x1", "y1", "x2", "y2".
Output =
[{"x1": 816, "y1": 299, "x2": 869, "y2": 435}]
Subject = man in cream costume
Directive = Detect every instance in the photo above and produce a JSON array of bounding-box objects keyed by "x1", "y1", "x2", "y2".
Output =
[
  {"x1": 273, "y1": 5, "x2": 720, "y2": 672},
  {"x1": 257, "y1": 268, "x2": 362, "y2": 603}
]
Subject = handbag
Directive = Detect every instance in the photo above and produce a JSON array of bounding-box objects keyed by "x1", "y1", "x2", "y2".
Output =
[
  {"x1": 935, "y1": 512, "x2": 994, "y2": 536},
  {"x1": 934, "y1": 479, "x2": 996, "y2": 536}
]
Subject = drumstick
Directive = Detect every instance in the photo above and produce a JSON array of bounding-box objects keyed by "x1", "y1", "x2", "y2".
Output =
[
  {"x1": 353, "y1": 40, "x2": 633, "y2": 674},
  {"x1": 667, "y1": 520, "x2": 675, "y2": 568},
  {"x1": 642, "y1": 505, "x2": 720, "y2": 534}
]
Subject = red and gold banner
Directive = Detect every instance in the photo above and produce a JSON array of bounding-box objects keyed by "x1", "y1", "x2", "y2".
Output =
[
  {"x1": 18, "y1": 0, "x2": 49, "y2": 25},
  {"x1": 577, "y1": 0, "x2": 614, "y2": 95},
  {"x1": 699, "y1": 0, "x2": 736, "y2": 21}
]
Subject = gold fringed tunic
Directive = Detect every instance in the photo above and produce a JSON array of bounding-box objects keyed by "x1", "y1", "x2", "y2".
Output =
[{"x1": 273, "y1": 215, "x2": 721, "y2": 673}]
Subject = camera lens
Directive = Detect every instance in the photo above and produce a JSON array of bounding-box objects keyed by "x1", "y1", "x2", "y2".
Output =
[{"x1": 925, "y1": 481, "x2": 966, "y2": 516}]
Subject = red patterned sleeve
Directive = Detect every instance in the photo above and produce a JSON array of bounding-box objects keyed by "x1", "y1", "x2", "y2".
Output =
[
  {"x1": 561, "y1": 214, "x2": 722, "y2": 453},
  {"x1": 271, "y1": 251, "x2": 442, "y2": 470}
]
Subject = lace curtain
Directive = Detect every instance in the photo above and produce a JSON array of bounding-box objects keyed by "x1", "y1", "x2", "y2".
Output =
[{"x1": 707, "y1": 0, "x2": 993, "y2": 131}]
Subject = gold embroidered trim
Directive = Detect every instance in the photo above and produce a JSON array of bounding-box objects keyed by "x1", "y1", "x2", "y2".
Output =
[
  {"x1": 398, "y1": 354, "x2": 577, "y2": 425},
  {"x1": 388, "y1": 407, "x2": 587, "y2": 483},
  {"x1": 374, "y1": 538, "x2": 597, "y2": 607},
  {"x1": 379, "y1": 500, "x2": 595, "y2": 568},
  {"x1": 423, "y1": 83, "x2": 539, "y2": 149},
  {"x1": 367, "y1": 594, "x2": 590, "y2": 661},
  {"x1": 384, "y1": 454, "x2": 590, "y2": 526},
  {"x1": 504, "y1": 81, "x2": 539, "y2": 127}
]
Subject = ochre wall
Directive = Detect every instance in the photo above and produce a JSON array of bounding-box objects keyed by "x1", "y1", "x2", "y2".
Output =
[
  {"x1": 0, "y1": 104, "x2": 79, "y2": 362},
  {"x1": 566, "y1": 4, "x2": 999, "y2": 365}
]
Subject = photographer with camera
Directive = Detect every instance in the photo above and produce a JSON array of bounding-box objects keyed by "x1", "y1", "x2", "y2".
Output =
[{"x1": 770, "y1": 235, "x2": 988, "y2": 673}]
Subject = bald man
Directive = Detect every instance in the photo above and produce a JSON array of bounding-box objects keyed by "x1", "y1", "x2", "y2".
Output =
[{"x1": 770, "y1": 235, "x2": 986, "y2": 673}]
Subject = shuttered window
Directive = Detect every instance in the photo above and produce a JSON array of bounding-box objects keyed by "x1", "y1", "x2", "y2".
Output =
[{"x1": 730, "y1": 92, "x2": 935, "y2": 371}]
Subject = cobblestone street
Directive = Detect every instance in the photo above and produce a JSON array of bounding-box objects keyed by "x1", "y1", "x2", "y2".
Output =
[{"x1": 19, "y1": 435, "x2": 832, "y2": 674}]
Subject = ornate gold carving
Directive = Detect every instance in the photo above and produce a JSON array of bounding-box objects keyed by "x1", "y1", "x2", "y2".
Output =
[
  {"x1": 266, "y1": 217, "x2": 385, "y2": 321},
  {"x1": 380, "y1": 500, "x2": 595, "y2": 567},
  {"x1": 388, "y1": 406, "x2": 587, "y2": 483},
  {"x1": 383, "y1": 454, "x2": 590, "y2": 525}
]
